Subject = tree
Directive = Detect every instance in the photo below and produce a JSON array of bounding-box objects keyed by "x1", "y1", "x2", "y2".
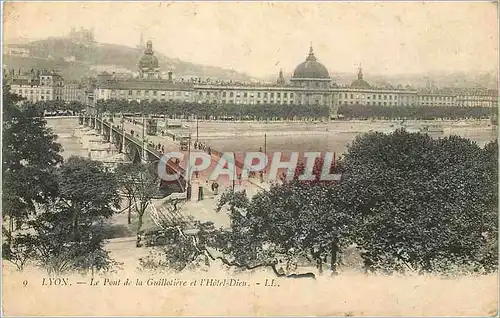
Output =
[
  {"x1": 2, "y1": 85, "x2": 63, "y2": 253},
  {"x1": 67, "y1": 101, "x2": 85, "y2": 114},
  {"x1": 11, "y1": 203, "x2": 118, "y2": 274},
  {"x1": 339, "y1": 129, "x2": 498, "y2": 273},
  {"x1": 115, "y1": 163, "x2": 159, "y2": 232},
  {"x1": 5, "y1": 156, "x2": 121, "y2": 274},
  {"x1": 92, "y1": 98, "x2": 330, "y2": 121},
  {"x1": 57, "y1": 157, "x2": 120, "y2": 240},
  {"x1": 213, "y1": 183, "x2": 355, "y2": 276}
]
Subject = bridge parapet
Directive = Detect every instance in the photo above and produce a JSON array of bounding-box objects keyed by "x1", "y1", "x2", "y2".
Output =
[{"x1": 89, "y1": 115, "x2": 188, "y2": 186}]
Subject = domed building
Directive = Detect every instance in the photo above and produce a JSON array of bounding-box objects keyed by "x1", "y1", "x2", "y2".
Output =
[
  {"x1": 350, "y1": 68, "x2": 371, "y2": 89},
  {"x1": 91, "y1": 40, "x2": 499, "y2": 117},
  {"x1": 289, "y1": 45, "x2": 334, "y2": 106},
  {"x1": 292, "y1": 46, "x2": 330, "y2": 80},
  {"x1": 138, "y1": 40, "x2": 160, "y2": 79}
]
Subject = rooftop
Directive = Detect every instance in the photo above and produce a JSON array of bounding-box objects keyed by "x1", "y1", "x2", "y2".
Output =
[{"x1": 98, "y1": 78, "x2": 194, "y2": 90}]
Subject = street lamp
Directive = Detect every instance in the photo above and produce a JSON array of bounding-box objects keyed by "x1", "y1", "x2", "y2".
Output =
[
  {"x1": 232, "y1": 160, "x2": 236, "y2": 192},
  {"x1": 142, "y1": 112, "x2": 146, "y2": 157},
  {"x1": 264, "y1": 133, "x2": 267, "y2": 173},
  {"x1": 196, "y1": 116, "x2": 199, "y2": 143},
  {"x1": 186, "y1": 133, "x2": 192, "y2": 200}
]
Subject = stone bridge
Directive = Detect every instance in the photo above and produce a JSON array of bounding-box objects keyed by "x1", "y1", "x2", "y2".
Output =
[{"x1": 79, "y1": 113, "x2": 187, "y2": 196}]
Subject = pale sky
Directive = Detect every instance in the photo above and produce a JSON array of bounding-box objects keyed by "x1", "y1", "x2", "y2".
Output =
[{"x1": 3, "y1": 1, "x2": 499, "y2": 78}]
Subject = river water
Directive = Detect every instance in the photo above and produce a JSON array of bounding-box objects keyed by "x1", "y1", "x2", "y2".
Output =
[{"x1": 47, "y1": 117, "x2": 497, "y2": 160}]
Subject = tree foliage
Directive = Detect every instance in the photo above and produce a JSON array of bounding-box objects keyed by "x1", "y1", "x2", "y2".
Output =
[
  {"x1": 339, "y1": 130, "x2": 498, "y2": 273},
  {"x1": 137, "y1": 132, "x2": 497, "y2": 276},
  {"x1": 7, "y1": 157, "x2": 121, "y2": 274},
  {"x1": 2, "y1": 84, "x2": 63, "y2": 237},
  {"x1": 115, "y1": 163, "x2": 159, "y2": 232},
  {"x1": 58, "y1": 157, "x2": 120, "y2": 240},
  {"x1": 205, "y1": 131, "x2": 497, "y2": 275},
  {"x1": 96, "y1": 99, "x2": 330, "y2": 120},
  {"x1": 2, "y1": 87, "x2": 121, "y2": 274}
]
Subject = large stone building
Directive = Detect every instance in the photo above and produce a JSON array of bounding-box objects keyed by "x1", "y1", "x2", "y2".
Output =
[
  {"x1": 5, "y1": 68, "x2": 86, "y2": 103},
  {"x1": 94, "y1": 43, "x2": 339, "y2": 114},
  {"x1": 6, "y1": 69, "x2": 64, "y2": 102},
  {"x1": 337, "y1": 69, "x2": 419, "y2": 107},
  {"x1": 94, "y1": 41, "x2": 196, "y2": 104},
  {"x1": 181, "y1": 46, "x2": 337, "y2": 112},
  {"x1": 62, "y1": 83, "x2": 85, "y2": 102},
  {"x1": 92, "y1": 41, "x2": 498, "y2": 113}
]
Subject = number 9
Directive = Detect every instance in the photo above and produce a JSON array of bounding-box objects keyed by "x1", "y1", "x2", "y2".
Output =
[{"x1": 22, "y1": 280, "x2": 28, "y2": 287}]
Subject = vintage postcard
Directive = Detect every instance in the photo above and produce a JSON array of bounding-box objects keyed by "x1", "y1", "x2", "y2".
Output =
[{"x1": 1, "y1": 1, "x2": 498, "y2": 316}]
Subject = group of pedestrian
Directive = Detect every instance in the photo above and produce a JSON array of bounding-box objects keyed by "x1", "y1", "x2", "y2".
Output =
[
  {"x1": 194, "y1": 141, "x2": 211, "y2": 155},
  {"x1": 211, "y1": 182, "x2": 219, "y2": 195},
  {"x1": 155, "y1": 142, "x2": 165, "y2": 153}
]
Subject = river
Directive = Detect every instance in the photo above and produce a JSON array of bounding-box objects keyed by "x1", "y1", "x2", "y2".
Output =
[{"x1": 47, "y1": 117, "x2": 497, "y2": 160}]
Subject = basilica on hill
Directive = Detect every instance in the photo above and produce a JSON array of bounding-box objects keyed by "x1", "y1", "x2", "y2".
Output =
[{"x1": 92, "y1": 41, "x2": 498, "y2": 116}]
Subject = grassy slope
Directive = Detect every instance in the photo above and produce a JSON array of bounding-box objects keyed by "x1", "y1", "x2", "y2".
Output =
[{"x1": 4, "y1": 37, "x2": 252, "y2": 82}]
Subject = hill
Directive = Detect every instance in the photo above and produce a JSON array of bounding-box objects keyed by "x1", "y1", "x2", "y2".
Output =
[{"x1": 3, "y1": 36, "x2": 253, "y2": 82}]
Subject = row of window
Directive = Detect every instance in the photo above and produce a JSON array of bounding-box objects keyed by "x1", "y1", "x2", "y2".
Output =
[
  {"x1": 296, "y1": 81, "x2": 329, "y2": 89},
  {"x1": 342, "y1": 101, "x2": 401, "y2": 106},
  {"x1": 199, "y1": 98, "x2": 295, "y2": 104},
  {"x1": 99, "y1": 88, "x2": 498, "y2": 104},
  {"x1": 200, "y1": 91, "x2": 296, "y2": 99},
  {"x1": 105, "y1": 89, "x2": 192, "y2": 97},
  {"x1": 115, "y1": 97, "x2": 318, "y2": 106},
  {"x1": 341, "y1": 93, "x2": 410, "y2": 100},
  {"x1": 17, "y1": 89, "x2": 52, "y2": 94},
  {"x1": 456, "y1": 102, "x2": 497, "y2": 105},
  {"x1": 419, "y1": 96, "x2": 455, "y2": 101},
  {"x1": 220, "y1": 100, "x2": 320, "y2": 105},
  {"x1": 457, "y1": 96, "x2": 497, "y2": 100},
  {"x1": 340, "y1": 100, "x2": 496, "y2": 107},
  {"x1": 127, "y1": 98, "x2": 190, "y2": 103},
  {"x1": 25, "y1": 95, "x2": 57, "y2": 101},
  {"x1": 420, "y1": 102, "x2": 454, "y2": 106}
]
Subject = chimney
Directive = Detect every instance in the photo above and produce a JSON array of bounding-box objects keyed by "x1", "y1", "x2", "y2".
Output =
[{"x1": 168, "y1": 71, "x2": 173, "y2": 82}]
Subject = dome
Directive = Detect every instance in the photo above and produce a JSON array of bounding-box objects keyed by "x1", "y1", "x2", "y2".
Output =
[
  {"x1": 138, "y1": 40, "x2": 159, "y2": 70},
  {"x1": 139, "y1": 54, "x2": 159, "y2": 69},
  {"x1": 292, "y1": 46, "x2": 330, "y2": 79},
  {"x1": 350, "y1": 68, "x2": 371, "y2": 89}
]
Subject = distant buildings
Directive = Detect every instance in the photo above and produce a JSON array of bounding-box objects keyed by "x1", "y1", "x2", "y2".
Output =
[
  {"x1": 68, "y1": 27, "x2": 95, "y2": 45},
  {"x1": 4, "y1": 68, "x2": 85, "y2": 103},
  {"x1": 4, "y1": 45, "x2": 31, "y2": 58},
  {"x1": 94, "y1": 41, "x2": 196, "y2": 104},
  {"x1": 92, "y1": 41, "x2": 498, "y2": 115},
  {"x1": 336, "y1": 68, "x2": 498, "y2": 108},
  {"x1": 62, "y1": 83, "x2": 85, "y2": 102},
  {"x1": 8, "y1": 39, "x2": 495, "y2": 111}
]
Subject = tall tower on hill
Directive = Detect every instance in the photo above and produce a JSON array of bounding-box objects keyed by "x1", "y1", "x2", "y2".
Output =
[{"x1": 137, "y1": 31, "x2": 145, "y2": 50}]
